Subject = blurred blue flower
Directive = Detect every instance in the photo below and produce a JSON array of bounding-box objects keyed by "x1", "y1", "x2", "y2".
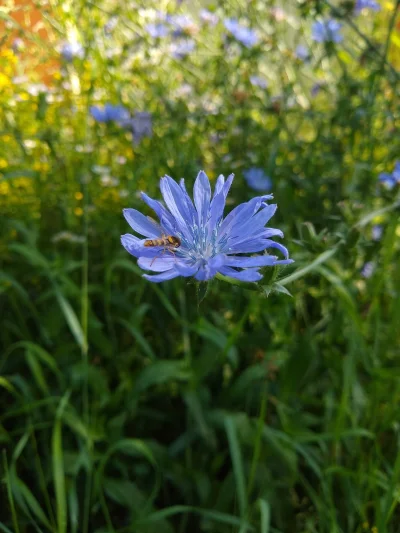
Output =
[
  {"x1": 90, "y1": 104, "x2": 130, "y2": 124},
  {"x1": 146, "y1": 23, "x2": 169, "y2": 38},
  {"x1": 224, "y1": 18, "x2": 259, "y2": 48},
  {"x1": 361, "y1": 261, "x2": 375, "y2": 278},
  {"x1": 250, "y1": 76, "x2": 268, "y2": 89},
  {"x1": 130, "y1": 112, "x2": 153, "y2": 145},
  {"x1": 243, "y1": 168, "x2": 272, "y2": 191},
  {"x1": 355, "y1": 0, "x2": 381, "y2": 13},
  {"x1": 200, "y1": 9, "x2": 219, "y2": 26},
  {"x1": 167, "y1": 14, "x2": 195, "y2": 35},
  {"x1": 60, "y1": 41, "x2": 84, "y2": 61},
  {"x1": 372, "y1": 225, "x2": 383, "y2": 241},
  {"x1": 379, "y1": 161, "x2": 400, "y2": 189},
  {"x1": 295, "y1": 44, "x2": 309, "y2": 61},
  {"x1": 311, "y1": 82, "x2": 325, "y2": 97},
  {"x1": 104, "y1": 17, "x2": 118, "y2": 35},
  {"x1": 312, "y1": 20, "x2": 343, "y2": 43},
  {"x1": 121, "y1": 171, "x2": 293, "y2": 283},
  {"x1": 170, "y1": 39, "x2": 195, "y2": 58}
]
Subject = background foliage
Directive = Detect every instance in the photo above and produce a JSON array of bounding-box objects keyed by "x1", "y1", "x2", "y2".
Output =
[{"x1": 1, "y1": 0, "x2": 400, "y2": 532}]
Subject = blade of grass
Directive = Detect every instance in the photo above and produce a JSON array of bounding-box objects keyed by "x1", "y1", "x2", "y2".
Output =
[
  {"x1": 224, "y1": 415, "x2": 248, "y2": 520},
  {"x1": 52, "y1": 393, "x2": 70, "y2": 533}
]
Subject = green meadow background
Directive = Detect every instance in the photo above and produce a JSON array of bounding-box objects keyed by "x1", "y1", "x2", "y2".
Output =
[{"x1": 1, "y1": 1, "x2": 400, "y2": 532}]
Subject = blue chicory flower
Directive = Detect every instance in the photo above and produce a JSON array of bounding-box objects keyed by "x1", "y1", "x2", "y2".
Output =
[
  {"x1": 355, "y1": 0, "x2": 381, "y2": 13},
  {"x1": 224, "y1": 18, "x2": 259, "y2": 48},
  {"x1": 130, "y1": 112, "x2": 153, "y2": 145},
  {"x1": 170, "y1": 39, "x2": 195, "y2": 59},
  {"x1": 90, "y1": 104, "x2": 130, "y2": 124},
  {"x1": 166, "y1": 14, "x2": 195, "y2": 36},
  {"x1": 60, "y1": 41, "x2": 84, "y2": 61},
  {"x1": 372, "y1": 225, "x2": 383, "y2": 241},
  {"x1": 295, "y1": 44, "x2": 310, "y2": 61},
  {"x1": 250, "y1": 75, "x2": 268, "y2": 89},
  {"x1": 146, "y1": 23, "x2": 169, "y2": 38},
  {"x1": 311, "y1": 82, "x2": 325, "y2": 97},
  {"x1": 200, "y1": 9, "x2": 219, "y2": 26},
  {"x1": 361, "y1": 261, "x2": 375, "y2": 278},
  {"x1": 104, "y1": 17, "x2": 118, "y2": 35},
  {"x1": 243, "y1": 168, "x2": 272, "y2": 191},
  {"x1": 312, "y1": 19, "x2": 343, "y2": 43},
  {"x1": 121, "y1": 171, "x2": 293, "y2": 283},
  {"x1": 378, "y1": 161, "x2": 400, "y2": 189}
]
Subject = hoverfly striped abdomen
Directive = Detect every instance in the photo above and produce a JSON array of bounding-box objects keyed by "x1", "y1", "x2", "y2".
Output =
[{"x1": 144, "y1": 234, "x2": 181, "y2": 248}]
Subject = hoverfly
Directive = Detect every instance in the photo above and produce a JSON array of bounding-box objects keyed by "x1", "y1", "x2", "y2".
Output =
[{"x1": 144, "y1": 234, "x2": 181, "y2": 266}]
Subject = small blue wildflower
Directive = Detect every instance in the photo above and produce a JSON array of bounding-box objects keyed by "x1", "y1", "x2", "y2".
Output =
[
  {"x1": 372, "y1": 225, "x2": 383, "y2": 241},
  {"x1": 224, "y1": 18, "x2": 259, "y2": 48},
  {"x1": 379, "y1": 161, "x2": 400, "y2": 190},
  {"x1": 393, "y1": 161, "x2": 400, "y2": 181},
  {"x1": 130, "y1": 112, "x2": 153, "y2": 145},
  {"x1": 90, "y1": 104, "x2": 130, "y2": 124},
  {"x1": 121, "y1": 171, "x2": 293, "y2": 283},
  {"x1": 243, "y1": 168, "x2": 272, "y2": 192},
  {"x1": 200, "y1": 9, "x2": 219, "y2": 26},
  {"x1": 312, "y1": 20, "x2": 343, "y2": 43},
  {"x1": 104, "y1": 17, "x2": 118, "y2": 35},
  {"x1": 170, "y1": 39, "x2": 195, "y2": 59},
  {"x1": 311, "y1": 82, "x2": 325, "y2": 97},
  {"x1": 250, "y1": 75, "x2": 268, "y2": 89},
  {"x1": 295, "y1": 44, "x2": 309, "y2": 61},
  {"x1": 146, "y1": 23, "x2": 169, "y2": 38},
  {"x1": 60, "y1": 41, "x2": 84, "y2": 61},
  {"x1": 166, "y1": 14, "x2": 195, "y2": 36},
  {"x1": 355, "y1": 0, "x2": 381, "y2": 13},
  {"x1": 361, "y1": 261, "x2": 375, "y2": 278}
]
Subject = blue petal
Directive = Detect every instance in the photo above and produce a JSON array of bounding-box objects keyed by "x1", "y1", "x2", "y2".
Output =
[
  {"x1": 227, "y1": 238, "x2": 274, "y2": 253},
  {"x1": 194, "y1": 255, "x2": 225, "y2": 281},
  {"x1": 207, "y1": 189, "x2": 226, "y2": 233},
  {"x1": 138, "y1": 257, "x2": 176, "y2": 272},
  {"x1": 219, "y1": 195, "x2": 272, "y2": 240},
  {"x1": 222, "y1": 173, "x2": 234, "y2": 200},
  {"x1": 219, "y1": 266, "x2": 262, "y2": 282},
  {"x1": 263, "y1": 228, "x2": 284, "y2": 238},
  {"x1": 193, "y1": 170, "x2": 211, "y2": 226},
  {"x1": 179, "y1": 179, "x2": 197, "y2": 224},
  {"x1": 393, "y1": 161, "x2": 400, "y2": 181},
  {"x1": 160, "y1": 176, "x2": 193, "y2": 241},
  {"x1": 123, "y1": 208, "x2": 162, "y2": 237},
  {"x1": 90, "y1": 106, "x2": 106, "y2": 122},
  {"x1": 213, "y1": 174, "x2": 225, "y2": 198},
  {"x1": 143, "y1": 270, "x2": 181, "y2": 283},
  {"x1": 224, "y1": 255, "x2": 278, "y2": 267},
  {"x1": 175, "y1": 261, "x2": 200, "y2": 277},
  {"x1": 227, "y1": 226, "x2": 283, "y2": 249},
  {"x1": 379, "y1": 172, "x2": 393, "y2": 182},
  {"x1": 121, "y1": 234, "x2": 142, "y2": 257},
  {"x1": 229, "y1": 204, "x2": 278, "y2": 240},
  {"x1": 263, "y1": 240, "x2": 289, "y2": 258},
  {"x1": 141, "y1": 192, "x2": 176, "y2": 234}
]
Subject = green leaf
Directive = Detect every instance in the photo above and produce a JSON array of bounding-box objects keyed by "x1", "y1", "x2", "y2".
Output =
[
  {"x1": 279, "y1": 247, "x2": 339, "y2": 286},
  {"x1": 224, "y1": 416, "x2": 248, "y2": 519},
  {"x1": 258, "y1": 499, "x2": 271, "y2": 533},
  {"x1": 53, "y1": 394, "x2": 70, "y2": 533},
  {"x1": 54, "y1": 287, "x2": 87, "y2": 353},
  {"x1": 134, "y1": 361, "x2": 192, "y2": 393}
]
